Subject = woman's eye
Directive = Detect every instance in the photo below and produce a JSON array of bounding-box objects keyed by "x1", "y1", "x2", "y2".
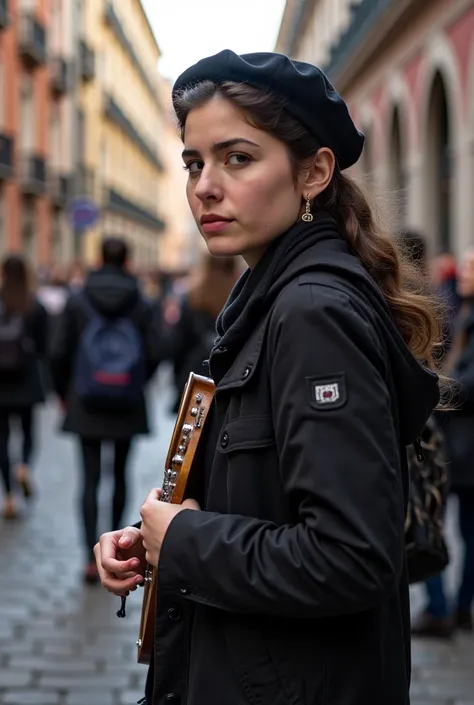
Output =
[
  {"x1": 184, "y1": 160, "x2": 203, "y2": 174},
  {"x1": 228, "y1": 153, "x2": 250, "y2": 166}
]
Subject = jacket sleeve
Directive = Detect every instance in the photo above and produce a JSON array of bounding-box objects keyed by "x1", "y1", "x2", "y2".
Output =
[
  {"x1": 49, "y1": 297, "x2": 77, "y2": 399},
  {"x1": 157, "y1": 285, "x2": 405, "y2": 618}
]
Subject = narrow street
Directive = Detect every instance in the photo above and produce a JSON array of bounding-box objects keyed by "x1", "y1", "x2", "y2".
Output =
[{"x1": 0, "y1": 371, "x2": 473, "y2": 705}]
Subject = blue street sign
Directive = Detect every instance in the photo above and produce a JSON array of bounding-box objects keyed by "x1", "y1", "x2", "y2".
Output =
[{"x1": 68, "y1": 197, "x2": 100, "y2": 232}]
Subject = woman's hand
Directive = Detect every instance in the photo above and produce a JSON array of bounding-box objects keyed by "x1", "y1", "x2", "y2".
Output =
[
  {"x1": 94, "y1": 526, "x2": 146, "y2": 597},
  {"x1": 140, "y1": 489, "x2": 200, "y2": 567}
]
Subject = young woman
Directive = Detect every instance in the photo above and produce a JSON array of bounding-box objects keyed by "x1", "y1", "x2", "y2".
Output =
[
  {"x1": 0, "y1": 255, "x2": 48, "y2": 518},
  {"x1": 95, "y1": 51, "x2": 442, "y2": 705}
]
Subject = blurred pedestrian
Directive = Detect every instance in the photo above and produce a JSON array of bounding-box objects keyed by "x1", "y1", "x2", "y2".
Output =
[
  {"x1": 0, "y1": 255, "x2": 48, "y2": 518},
  {"x1": 36, "y1": 264, "x2": 70, "y2": 393},
  {"x1": 413, "y1": 249, "x2": 474, "y2": 637},
  {"x1": 169, "y1": 253, "x2": 242, "y2": 412},
  {"x1": 51, "y1": 237, "x2": 162, "y2": 583},
  {"x1": 68, "y1": 260, "x2": 86, "y2": 294},
  {"x1": 431, "y1": 252, "x2": 461, "y2": 356}
]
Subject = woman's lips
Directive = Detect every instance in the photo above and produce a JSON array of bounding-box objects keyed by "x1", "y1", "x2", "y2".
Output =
[{"x1": 201, "y1": 219, "x2": 234, "y2": 233}]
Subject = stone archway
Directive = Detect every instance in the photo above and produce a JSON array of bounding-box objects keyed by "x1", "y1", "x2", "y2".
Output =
[
  {"x1": 425, "y1": 72, "x2": 452, "y2": 253},
  {"x1": 359, "y1": 122, "x2": 374, "y2": 185},
  {"x1": 388, "y1": 106, "x2": 406, "y2": 232}
]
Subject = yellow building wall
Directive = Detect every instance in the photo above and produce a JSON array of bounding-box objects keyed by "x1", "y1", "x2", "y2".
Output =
[
  {"x1": 79, "y1": 0, "x2": 164, "y2": 266},
  {"x1": 80, "y1": 0, "x2": 106, "y2": 264}
]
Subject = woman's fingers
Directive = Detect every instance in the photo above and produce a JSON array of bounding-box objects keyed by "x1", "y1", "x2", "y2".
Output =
[
  {"x1": 99, "y1": 532, "x2": 142, "y2": 576},
  {"x1": 102, "y1": 571, "x2": 144, "y2": 597}
]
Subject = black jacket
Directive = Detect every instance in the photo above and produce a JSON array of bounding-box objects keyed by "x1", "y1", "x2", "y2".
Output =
[
  {"x1": 50, "y1": 265, "x2": 162, "y2": 440},
  {"x1": 145, "y1": 216, "x2": 439, "y2": 705},
  {"x1": 438, "y1": 303, "x2": 474, "y2": 489},
  {"x1": 0, "y1": 298, "x2": 48, "y2": 407}
]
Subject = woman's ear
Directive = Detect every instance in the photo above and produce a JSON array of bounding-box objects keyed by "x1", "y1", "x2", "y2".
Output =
[{"x1": 302, "y1": 148, "x2": 336, "y2": 200}]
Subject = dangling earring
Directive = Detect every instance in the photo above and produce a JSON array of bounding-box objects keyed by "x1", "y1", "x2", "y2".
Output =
[{"x1": 302, "y1": 193, "x2": 313, "y2": 222}]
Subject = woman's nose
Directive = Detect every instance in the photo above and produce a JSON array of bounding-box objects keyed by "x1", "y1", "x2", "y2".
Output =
[{"x1": 194, "y1": 167, "x2": 224, "y2": 203}]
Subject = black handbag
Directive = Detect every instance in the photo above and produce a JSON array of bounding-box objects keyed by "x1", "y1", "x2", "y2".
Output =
[{"x1": 405, "y1": 420, "x2": 450, "y2": 584}]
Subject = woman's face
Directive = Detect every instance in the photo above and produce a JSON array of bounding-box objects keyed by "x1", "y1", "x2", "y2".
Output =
[
  {"x1": 458, "y1": 252, "x2": 474, "y2": 298},
  {"x1": 183, "y1": 96, "x2": 328, "y2": 267}
]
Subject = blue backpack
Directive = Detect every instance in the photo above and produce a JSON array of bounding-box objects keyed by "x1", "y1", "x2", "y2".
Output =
[{"x1": 74, "y1": 294, "x2": 145, "y2": 410}]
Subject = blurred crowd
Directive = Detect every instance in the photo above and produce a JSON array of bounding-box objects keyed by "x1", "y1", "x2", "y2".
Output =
[
  {"x1": 0, "y1": 237, "x2": 243, "y2": 584},
  {"x1": 0, "y1": 230, "x2": 473, "y2": 639}
]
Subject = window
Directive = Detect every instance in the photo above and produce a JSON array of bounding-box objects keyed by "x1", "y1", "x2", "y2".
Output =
[
  {"x1": 76, "y1": 108, "x2": 85, "y2": 165},
  {"x1": 22, "y1": 199, "x2": 36, "y2": 264},
  {"x1": 49, "y1": 103, "x2": 61, "y2": 169},
  {"x1": 20, "y1": 75, "x2": 34, "y2": 152},
  {"x1": 0, "y1": 56, "x2": 4, "y2": 128},
  {"x1": 0, "y1": 188, "x2": 5, "y2": 256},
  {"x1": 51, "y1": 212, "x2": 62, "y2": 264},
  {"x1": 51, "y1": 0, "x2": 62, "y2": 54}
]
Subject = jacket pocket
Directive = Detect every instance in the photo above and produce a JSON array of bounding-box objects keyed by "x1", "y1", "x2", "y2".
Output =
[
  {"x1": 217, "y1": 415, "x2": 275, "y2": 453},
  {"x1": 224, "y1": 614, "x2": 327, "y2": 705},
  {"x1": 223, "y1": 614, "x2": 294, "y2": 705}
]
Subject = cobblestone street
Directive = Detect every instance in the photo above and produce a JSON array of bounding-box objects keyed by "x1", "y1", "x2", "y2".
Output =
[{"x1": 0, "y1": 371, "x2": 473, "y2": 705}]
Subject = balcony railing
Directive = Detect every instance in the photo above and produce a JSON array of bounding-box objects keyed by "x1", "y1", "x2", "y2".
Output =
[
  {"x1": 49, "y1": 172, "x2": 72, "y2": 206},
  {"x1": 19, "y1": 12, "x2": 47, "y2": 67},
  {"x1": 104, "y1": 2, "x2": 159, "y2": 108},
  {"x1": 51, "y1": 57, "x2": 70, "y2": 95},
  {"x1": 104, "y1": 95, "x2": 164, "y2": 172},
  {"x1": 80, "y1": 40, "x2": 95, "y2": 81},
  {"x1": 324, "y1": 0, "x2": 393, "y2": 79},
  {"x1": 0, "y1": 0, "x2": 9, "y2": 30},
  {"x1": 0, "y1": 133, "x2": 14, "y2": 179},
  {"x1": 75, "y1": 164, "x2": 96, "y2": 198},
  {"x1": 106, "y1": 188, "x2": 165, "y2": 231},
  {"x1": 19, "y1": 153, "x2": 47, "y2": 196}
]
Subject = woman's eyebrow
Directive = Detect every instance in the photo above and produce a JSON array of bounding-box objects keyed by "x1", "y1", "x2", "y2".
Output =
[{"x1": 182, "y1": 138, "x2": 260, "y2": 159}]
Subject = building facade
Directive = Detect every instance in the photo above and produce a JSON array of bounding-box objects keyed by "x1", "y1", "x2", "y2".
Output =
[
  {"x1": 0, "y1": 0, "x2": 52, "y2": 264},
  {"x1": 0, "y1": 0, "x2": 167, "y2": 268},
  {"x1": 277, "y1": 0, "x2": 474, "y2": 259},
  {"x1": 156, "y1": 76, "x2": 201, "y2": 275},
  {"x1": 83, "y1": 0, "x2": 165, "y2": 268}
]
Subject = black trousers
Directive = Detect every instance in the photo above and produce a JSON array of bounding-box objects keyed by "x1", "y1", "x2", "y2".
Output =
[
  {"x1": 0, "y1": 406, "x2": 34, "y2": 494},
  {"x1": 78, "y1": 437, "x2": 132, "y2": 560}
]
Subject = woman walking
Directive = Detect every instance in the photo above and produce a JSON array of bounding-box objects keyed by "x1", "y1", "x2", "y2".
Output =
[
  {"x1": 0, "y1": 255, "x2": 47, "y2": 518},
  {"x1": 413, "y1": 249, "x2": 474, "y2": 637},
  {"x1": 95, "y1": 51, "x2": 443, "y2": 705}
]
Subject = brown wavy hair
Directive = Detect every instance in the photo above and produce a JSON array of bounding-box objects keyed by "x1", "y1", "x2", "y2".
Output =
[
  {"x1": 174, "y1": 81, "x2": 445, "y2": 380},
  {"x1": 0, "y1": 254, "x2": 32, "y2": 315},
  {"x1": 187, "y1": 253, "x2": 243, "y2": 319}
]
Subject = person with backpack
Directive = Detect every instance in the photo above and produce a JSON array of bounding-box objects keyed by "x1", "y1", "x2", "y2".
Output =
[
  {"x1": 0, "y1": 255, "x2": 48, "y2": 519},
  {"x1": 50, "y1": 237, "x2": 162, "y2": 583}
]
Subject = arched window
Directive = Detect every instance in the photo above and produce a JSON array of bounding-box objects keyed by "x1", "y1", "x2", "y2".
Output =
[
  {"x1": 388, "y1": 106, "x2": 406, "y2": 232},
  {"x1": 359, "y1": 123, "x2": 374, "y2": 185},
  {"x1": 426, "y1": 72, "x2": 452, "y2": 253}
]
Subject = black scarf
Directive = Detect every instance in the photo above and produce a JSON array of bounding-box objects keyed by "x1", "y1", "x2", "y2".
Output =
[{"x1": 213, "y1": 211, "x2": 341, "y2": 353}]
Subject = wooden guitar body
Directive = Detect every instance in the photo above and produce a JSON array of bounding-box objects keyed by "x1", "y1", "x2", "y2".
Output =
[{"x1": 137, "y1": 372, "x2": 215, "y2": 664}]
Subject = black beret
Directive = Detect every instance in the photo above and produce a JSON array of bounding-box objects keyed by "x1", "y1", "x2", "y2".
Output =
[{"x1": 172, "y1": 49, "x2": 364, "y2": 171}]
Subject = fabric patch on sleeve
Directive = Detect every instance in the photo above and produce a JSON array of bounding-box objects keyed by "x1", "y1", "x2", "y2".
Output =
[{"x1": 306, "y1": 372, "x2": 347, "y2": 411}]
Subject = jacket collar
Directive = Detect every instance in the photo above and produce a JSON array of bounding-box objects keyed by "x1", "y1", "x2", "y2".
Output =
[{"x1": 209, "y1": 212, "x2": 345, "y2": 386}]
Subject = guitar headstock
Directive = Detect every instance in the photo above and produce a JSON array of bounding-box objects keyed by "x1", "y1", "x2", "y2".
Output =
[{"x1": 161, "y1": 373, "x2": 215, "y2": 504}]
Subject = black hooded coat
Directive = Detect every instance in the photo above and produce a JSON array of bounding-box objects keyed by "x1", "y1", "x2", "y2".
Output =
[{"x1": 141, "y1": 214, "x2": 439, "y2": 705}]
